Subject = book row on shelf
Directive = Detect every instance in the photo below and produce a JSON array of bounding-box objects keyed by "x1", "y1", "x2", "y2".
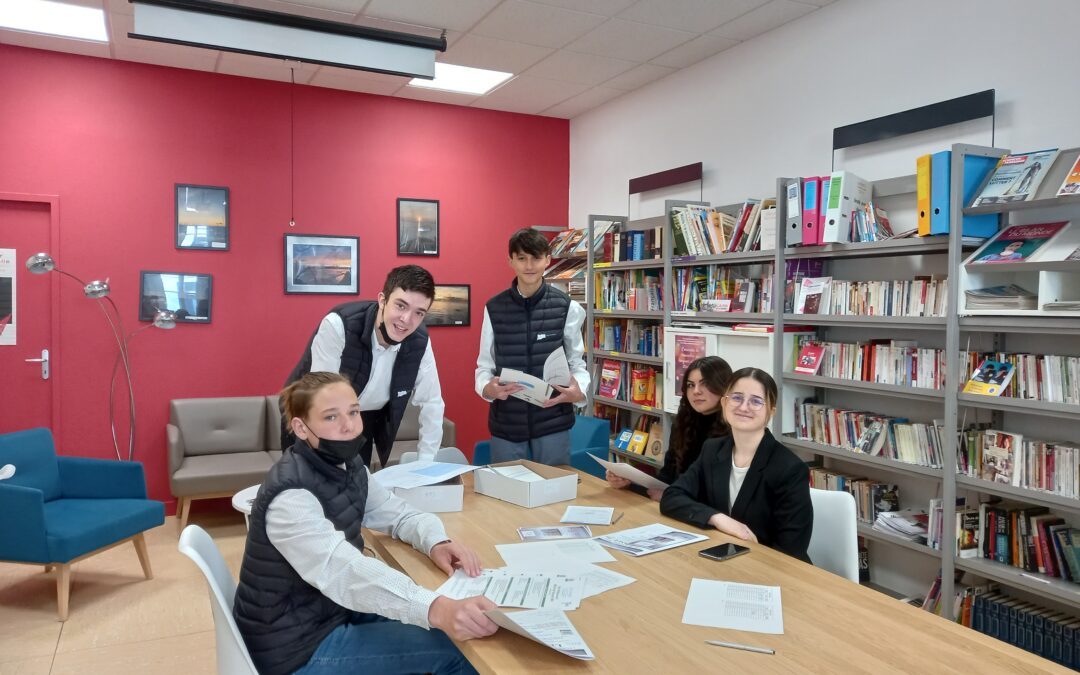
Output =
[
  {"x1": 593, "y1": 269, "x2": 662, "y2": 312},
  {"x1": 958, "y1": 429, "x2": 1080, "y2": 499},
  {"x1": 670, "y1": 200, "x2": 777, "y2": 256},
  {"x1": 593, "y1": 318, "x2": 662, "y2": 357},
  {"x1": 792, "y1": 337, "x2": 947, "y2": 389},
  {"x1": 672, "y1": 266, "x2": 773, "y2": 313},
  {"x1": 808, "y1": 467, "x2": 898, "y2": 524},
  {"x1": 573, "y1": 220, "x2": 663, "y2": 263},
  {"x1": 792, "y1": 401, "x2": 945, "y2": 469},
  {"x1": 960, "y1": 352, "x2": 1080, "y2": 404},
  {"x1": 595, "y1": 361, "x2": 662, "y2": 408},
  {"x1": 963, "y1": 586, "x2": 1080, "y2": 669},
  {"x1": 792, "y1": 276, "x2": 948, "y2": 318}
]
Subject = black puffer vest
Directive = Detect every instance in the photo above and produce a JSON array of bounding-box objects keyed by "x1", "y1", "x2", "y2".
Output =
[
  {"x1": 233, "y1": 440, "x2": 368, "y2": 675},
  {"x1": 285, "y1": 301, "x2": 428, "y2": 466},
  {"x1": 486, "y1": 281, "x2": 574, "y2": 442}
]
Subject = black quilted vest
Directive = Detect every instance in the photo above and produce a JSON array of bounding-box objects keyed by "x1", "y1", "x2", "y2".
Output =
[
  {"x1": 233, "y1": 440, "x2": 368, "y2": 675},
  {"x1": 285, "y1": 300, "x2": 428, "y2": 467},
  {"x1": 486, "y1": 281, "x2": 574, "y2": 442}
]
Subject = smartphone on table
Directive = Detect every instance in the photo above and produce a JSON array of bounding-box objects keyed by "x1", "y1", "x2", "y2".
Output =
[{"x1": 699, "y1": 543, "x2": 750, "y2": 561}]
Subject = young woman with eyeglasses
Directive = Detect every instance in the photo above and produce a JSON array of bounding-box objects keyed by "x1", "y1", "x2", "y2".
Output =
[
  {"x1": 659, "y1": 367, "x2": 813, "y2": 562},
  {"x1": 605, "y1": 356, "x2": 732, "y2": 501}
]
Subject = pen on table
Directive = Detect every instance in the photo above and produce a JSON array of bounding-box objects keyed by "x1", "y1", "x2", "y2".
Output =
[
  {"x1": 706, "y1": 640, "x2": 774, "y2": 655},
  {"x1": 611, "y1": 511, "x2": 624, "y2": 525}
]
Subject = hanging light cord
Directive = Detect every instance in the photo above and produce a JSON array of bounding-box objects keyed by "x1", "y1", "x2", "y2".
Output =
[{"x1": 290, "y1": 66, "x2": 296, "y2": 227}]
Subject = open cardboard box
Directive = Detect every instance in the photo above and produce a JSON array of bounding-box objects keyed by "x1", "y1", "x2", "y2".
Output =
[{"x1": 472, "y1": 459, "x2": 578, "y2": 508}]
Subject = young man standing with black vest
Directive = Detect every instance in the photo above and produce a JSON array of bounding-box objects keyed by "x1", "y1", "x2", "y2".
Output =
[
  {"x1": 475, "y1": 228, "x2": 590, "y2": 465},
  {"x1": 285, "y1": 265, "x2": 444, "y2": 469}
]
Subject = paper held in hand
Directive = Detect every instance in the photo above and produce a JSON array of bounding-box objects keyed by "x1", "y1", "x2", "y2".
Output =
[
  {"x1": 485, "y1": 609, "x2": 595, "y2": 660},
  {"x1": 588, "y1": 453, "x2": 669, "y2": 491},
  {"x1": 500, "y1": 347, "x2": 572, "y2": 407}
]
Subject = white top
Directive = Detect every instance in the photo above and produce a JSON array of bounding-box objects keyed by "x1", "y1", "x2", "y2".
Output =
[
  {"x1": 309, "y1": 313, "x2": 445, "y2": 461},
  {"x1": 474, "y1": 295, "x2": 590, "y2": 405},
  {"x1": 265, "y1": 469, "x2": 448, "y2": 630},
  {"x1": 729, "y1": 460, "x2": 751, "y2": 511}
]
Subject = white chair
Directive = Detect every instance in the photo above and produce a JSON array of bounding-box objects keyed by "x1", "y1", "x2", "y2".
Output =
[
  {"x1": 178, "y1": 525, "x2": 258, "y2": 675},
  {"x1": 807, "y1": 488, "x2": 859, "y2": 583},
  {"x1": 398, "y1": 447, "x2": 469, "y2": 465}
]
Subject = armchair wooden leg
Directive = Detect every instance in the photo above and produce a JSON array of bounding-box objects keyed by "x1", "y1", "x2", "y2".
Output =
[
  {"x1": 56, "y1": 564, "x2": 71, "y2": 622},
  {"x1": 44, "y1": 564, "x2": 53, "y2": 573},
  {"x1": 177, "y1": 496, "x2": 191, "y2": 533},
  {"x1": 133, "y1": 533, "x2": 153, "y2": 580}
]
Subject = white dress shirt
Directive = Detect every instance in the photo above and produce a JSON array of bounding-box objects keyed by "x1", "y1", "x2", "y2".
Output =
[
  {"x1": 309, "y1": 313, "x2": 444, "y2": 460},
  {"x1": 474, "y1": 294, "x2": 590, "y2": 406},
  {"x1": 265, "y1": 469, "x2": 448, "y2": 629}
]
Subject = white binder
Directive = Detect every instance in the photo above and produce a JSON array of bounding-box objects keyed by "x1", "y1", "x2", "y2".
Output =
[{"x1": 821, "y1": 171, "x2": 871, "y2": 243}]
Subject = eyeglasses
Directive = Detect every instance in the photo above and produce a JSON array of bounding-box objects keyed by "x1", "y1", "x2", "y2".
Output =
[{"x1": 726, "y1": 393, "x2": 766, "y2": 411}]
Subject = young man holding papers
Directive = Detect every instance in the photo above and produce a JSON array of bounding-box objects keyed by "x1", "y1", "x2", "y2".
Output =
[{"x1": 475, "y1": 228, "x2": 590, "y2": 465}]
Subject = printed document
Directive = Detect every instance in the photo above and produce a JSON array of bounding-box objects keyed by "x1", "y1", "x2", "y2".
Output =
[
  {"x1": 509, "y1": 555, "x2": 635, "y2": 599},
  {"x1": 682, "y1": 578, "x2": 784, "y2": 634},
  {"x1": 485, "y1": 609, "x2": 594, "y2": 660},
  {"x1": 594, "y1": 523, "x2": 708, "y2": 557},
  {"x1": 436, "y1": 569, "x2": 585, "y2": 611},
  {"x1": 488, "y1": 465, "x2": 545, "y2": 482},
  {"x1": 588, "y1": 453, "x2": 669, "y2": 491},
  {"x1": 517, "y1": 525, "x2": 593, "y2": 541},
  {"x1": 496, "y1": 540, "x2": 616, "y2": 566},
  {"x1": 560, "y1": 505, "x2": 614, "y2": 525},
  {"x1": 500, "y1": 347, "x2": 572, "y2": 407},
  {"x1": 369, "y1": 461, "x2": 478, "y2": 490}
]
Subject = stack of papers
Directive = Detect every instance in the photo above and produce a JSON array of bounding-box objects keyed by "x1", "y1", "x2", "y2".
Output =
[
  {"x1": 436, "y1": 568, "x2": 585, "y2": 611},
  {"x1": 486, "y1": 609, "x2": 594, "y2": 660},
  {"x1": 369, "y1": 461, "x2": 478, "y2": 490},
  {"x1": 873, "y1": 508, "x2": 929, "y2": 542},
  {"x1": 517, "y1": 525, "x2": 592, "y2": 541},
  {"x1": 560, "y1": 505, "x2": 614, "y2": 525},
  {"x1": 682, "y1": 579, "x2": 784, "y2": 635},
  {"x1": 594, "y1": 523, "x2": 708, "y2": 557},
  {"x1": 487, "y1": 465, "x2": 545, "y2": 482},
  {"x1": 496, "y1": 540, "x2": 615, "y2": 566},
  {"x1": 965, "y1": 284, "x2": 1037, "y2": 310}
]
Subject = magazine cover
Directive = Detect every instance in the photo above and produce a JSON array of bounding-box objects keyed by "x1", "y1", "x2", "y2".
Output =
[
  {"x1": 962, "y1": 359, "x2": 1015, "y2": 396},
  {"x1": 980, "y1": 430, "x2": 1017, "y2": 484},
  {"x1": 1057, "y1": 155, "x2": 1080, "y2": 196},
  {"x1": 972, "y1": 149, "x2": 1059, "y2": 205},
  {"x1": 795, "y1": 276, "x2": 832, "y2": 314},
  {"x1": 969, "y1": 222, "x2": 1068, "y2": 263},
  {"x1": 673, "y1": 334, "x2": 708, "y2": 392},
  {"x1": 794, "y1": 343, "x2": 825, "y2": 375}
]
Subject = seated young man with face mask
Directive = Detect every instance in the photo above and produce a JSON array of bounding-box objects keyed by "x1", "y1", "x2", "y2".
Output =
[{"x1": 234, "y1": 372, "x2": 497, "y2": 675}]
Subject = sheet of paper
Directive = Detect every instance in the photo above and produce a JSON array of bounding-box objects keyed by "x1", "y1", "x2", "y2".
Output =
[
  {"x1": 486, "y1": 609, "x2": 594, "y2": 660},
  {"x1": 509, "y1": 555, "x2": 635, "y2": 599},
  {"x1": 369, "y1": 461, "x2": 478, "y2": 490},
  {"x1": 682, "y1": 578, "x2": 784, "y2": 635},
  {"x1": 517, "y1": 525, "x2": 593, "y2": 541},
  {"x1": 490, "y1": 465, "x2": 545, "y2": 482},
  {"x1": 436, "y1": 569, "x2": 584, "y2": 611},
  {"x1": 560, "y1": 505, "x2": 614, "y2": 525},
  {"x1": 500, "y1": 348, "x2": 571, "y2": 407},
  {"x1": 588, "y1": 453, "x2": 669, "y2": 491},
  {"x1": 594, "y1": 523, "x2": 708, "y2": 557},
  {"x1": 496, "y1": 540, "x2": 616, "y2": 566},
  {"x1": 542, "y1": 346, "x2": 571, "y2": 387}
]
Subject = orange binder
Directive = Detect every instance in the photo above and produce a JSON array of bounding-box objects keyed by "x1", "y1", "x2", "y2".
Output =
[{"x1": 916, "y1": 154, "x2": 932, "y2": 236}]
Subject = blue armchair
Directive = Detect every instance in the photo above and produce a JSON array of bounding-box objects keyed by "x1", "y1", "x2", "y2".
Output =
[
  {"x1": 0, "y1": 428, "x2": 165, "y2": 620},
  {"x1": 472, "y1": 416, "x2": 610, "y2": 479}
]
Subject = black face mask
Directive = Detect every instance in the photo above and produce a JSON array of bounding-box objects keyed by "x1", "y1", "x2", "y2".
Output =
[{"x1": 306, "y1": 429, "x2": 364, "y2": 466}]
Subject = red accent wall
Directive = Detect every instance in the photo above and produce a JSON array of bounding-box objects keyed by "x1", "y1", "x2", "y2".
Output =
[{"x1": 0, "y1": 45, "x2": 569, "y2": 509}]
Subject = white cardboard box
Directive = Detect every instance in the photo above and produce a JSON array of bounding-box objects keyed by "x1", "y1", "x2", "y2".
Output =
[
  {"x1": 391, "y1": 476, "x2": 463, "y2": 513},
  {"x1": 473, "y1": 460, "x2": 578, "y2": 509}
]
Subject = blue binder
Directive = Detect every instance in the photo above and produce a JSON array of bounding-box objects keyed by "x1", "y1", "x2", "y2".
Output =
[{"x1": 929, "y1": 150, "x2": 998, "y2": 237}]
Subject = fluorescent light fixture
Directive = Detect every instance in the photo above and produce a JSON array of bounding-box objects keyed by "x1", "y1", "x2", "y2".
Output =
[
  {"x1": 0, "y1": 0, "x2": 108, "y2": 42},
  {"x1": 130, "y1": 0, "x2": 445, "y2": 79},
  {"x1": 408, "y1": 63, "x2": 512, "y2": 96}
]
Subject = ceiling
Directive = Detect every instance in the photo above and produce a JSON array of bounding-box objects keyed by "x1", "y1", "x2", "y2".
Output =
[{"x1": 1, "y1": 0, "x2": 835, "y2": 118}]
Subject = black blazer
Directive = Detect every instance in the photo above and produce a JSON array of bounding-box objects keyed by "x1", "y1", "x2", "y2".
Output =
[{"x1": 660, "y1": 429, "x2": 813, "y2": 562}]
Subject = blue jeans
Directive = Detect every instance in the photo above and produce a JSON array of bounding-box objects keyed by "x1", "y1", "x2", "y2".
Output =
[
  {"x1": 294, "y1": 613, "x2": 476, "y2": 675},
  {"x1": 489, "y1": 430, "x2": 571, "y2": 466}
]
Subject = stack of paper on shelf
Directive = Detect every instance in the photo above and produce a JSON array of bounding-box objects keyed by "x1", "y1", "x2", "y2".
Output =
[
  {"x1": 873, "y1": 508, "x2": 929, "y2": 542},
  {"x1": 964, "y1": 284, "x2": 1037, "y2": 310}
]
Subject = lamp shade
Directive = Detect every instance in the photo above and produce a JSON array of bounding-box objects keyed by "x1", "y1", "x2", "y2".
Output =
[
  {"x1": 153, "y1": 310, "x2": 177, "y2": 330},
  {"x1": 84, "y1": 280, "x2": 110, "y2": 299},
  {"x1": 26, "y1": 252, "x2": 55, "y2": 274}
]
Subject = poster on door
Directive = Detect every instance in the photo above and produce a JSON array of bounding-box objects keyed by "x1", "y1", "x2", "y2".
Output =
[{"x1": 0, "y1": 248, "x2": 15, "y2": 345}]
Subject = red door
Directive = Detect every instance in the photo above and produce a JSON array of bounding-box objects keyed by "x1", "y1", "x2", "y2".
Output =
[{"x1": 0, "y1": 196, "x2": 56, "y2": 434}]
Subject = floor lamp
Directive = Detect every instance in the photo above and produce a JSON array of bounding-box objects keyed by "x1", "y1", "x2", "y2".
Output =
[{"x1": 25, "y1": 253, "x2": 175, "y2": 462}]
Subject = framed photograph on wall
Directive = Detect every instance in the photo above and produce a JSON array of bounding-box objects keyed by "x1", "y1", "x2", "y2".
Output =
[
  {"x1": 139, "y1": 271, "x2": 213, "y2": 323},
  {"x1": 397, "y1": 198, "x2": 439, "y2": 256},
  {"x1": 425, "y1": 284, "x2": 470, "y2": 327},
  {"x1": 176, "y1": 184, "x2": 229, "y2": 250},
  {"x1": 284, "y1": 234, "x2": 359, "y2": 294}
]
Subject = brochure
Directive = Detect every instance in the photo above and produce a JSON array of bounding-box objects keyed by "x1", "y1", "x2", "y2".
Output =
[
  {"x1": 500, "y1": 347, "x2": 572, "y2": 407},
  {"x1": 972, "y1": 149, "x2": 1059, "y2": 205},
  {"x1": 968, "y1": 222, "x2": 1068, "y2": 264},
  {"x1": 962, "y1": 359, "x2": 1015, "y2": 396},
  {"x1": 593, "y1": 523, "x2": 708, "y2": 557},
  {"x1": 517, "y1": 525, "x2": 593, "y2": 541},
  {"x1": 485, "y1": 609, "x2": 594, "y2": 660}
]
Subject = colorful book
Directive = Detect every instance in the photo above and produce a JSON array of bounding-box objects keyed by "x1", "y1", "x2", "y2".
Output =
[
  {"x1": 1056, "y1": 154, "x2": 1080, "y2": 196},
  {"x1": 794, "y1": 276, "x2": 831, "y2": 314},
  {"x1": 794, "y1": 343, "x2": 825, "y2": 375},
  {"x1": 971, "y1": 149, "x2": 1059, "y2": 206},
  {"x1": 962, "y1": 359, "x2": 1015, "y2": 397},
  {"x1": 614, "y1": 428, "x2": 633, "y2": 451},
  {"x1": 597, "y1": 359, "x2": 622, "y2": 398},
  {"x1": 967, "y1": 222, "x2": 1068, "y2": 264}
]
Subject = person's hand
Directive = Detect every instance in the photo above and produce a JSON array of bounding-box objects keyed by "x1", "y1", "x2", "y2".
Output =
[
  {"x1": 606, "y1": 470, "x2": 631, "y2": 489},
  {"x1": 544, "y1": 378, "x2": 585, "y2": 407},
  {"x1": 482, "y1": 377, "x2": 525, "y2": 401},
  {"x1": 707, "y1": 513, "x2": 758, "y2": 543},
  {"x1": 646, "y1": 487, "x2": 665, "y2": 502},
  {"x1": 430, "y1": 541, "x2": 483, "y2": 577},
  {"x1": 428, "y1": 596, "x2": 499, "y2": 641}
]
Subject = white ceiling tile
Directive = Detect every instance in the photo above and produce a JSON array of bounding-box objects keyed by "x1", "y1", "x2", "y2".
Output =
[
  {"x1": 541, "y1": 85, "x2": 624, "y2": 118},
  {"x1": 472, "y1": 74, "x2": 587, "y2": 114},
  {"x1": 442, "y1": 34, "x2": 552, "y2": 73},
  {"x1": 105, "y1": 0, "x2": 134, "y2": 14},
  {"x1": 528, "y1": 0, "x2": 637, "y2": 15},
  {"x1": 795, "y1": 0, "x2": 834, "y2": 6},
  {"x1": 308, "y1": 68, "x2": 406, "y2": 94},
  {"x1": 564, "y1": 18, "x2": 694, "y2": 62},
  {"x1": 616, "y1": 0, "x2": 768, "y2": 34},
  {"x1": 650, "y1": 33, "x2": 738, "y2": 69},
  {"x1": 216, "y1": 52, "x2": 318, "y2": 83},
  {"x1": 395, "y1": 86, "x2": 481, "y2": 106},
  {"x1": 234, "y1": 0, "x2": 359, "y2": 21},
  {"x1": 471, "y1": 0, "x2": 607, "y2": 49},
  {"x1": 237, "y1": 0, "x2": 368, "y2": 13},
  {"x1": 601, "y1": 62, "x2": 674, "y2": 90},
  {"x1": 352, "y1": 15, "x2": 453, "y2": 41},
  {"x1": 710, "y1": 0, "x2": 817, "y2": 41},
  {"x1": 0, "y1": 30, "x2": 112, "y2": 58},
  {"x1": 523, "y1": 49, "x2": 636, "y2": 86},
  {"x1": 363, "y1": 0, "x2": 500, "y2": 32}
]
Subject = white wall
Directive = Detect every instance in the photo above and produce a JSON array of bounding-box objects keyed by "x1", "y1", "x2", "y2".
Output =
[{"x1": 569, "y1": 0, "x2": 1080, "y2": 225}]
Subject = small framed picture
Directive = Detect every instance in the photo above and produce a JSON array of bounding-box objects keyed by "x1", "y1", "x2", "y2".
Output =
[
  {"x1": 397, "y1": 198, "x2": 439, "y2": 256},
  {"x1": 425, "y1": 284, "x2": 470, "y2": 327},
  {"x1": 139, "y1": 271, "x2": 213, "y2": 323},
  {"x1": 284, "y1": 234, "x2": 359, "y2": 295},
  {"x1": 175, "y1": 184, "x2": 229, "y2": 250}
]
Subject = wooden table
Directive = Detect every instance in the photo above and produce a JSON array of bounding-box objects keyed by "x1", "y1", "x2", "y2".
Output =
[{"x1": 366, "y1": 470, "x2": 1065, "y2": 674}]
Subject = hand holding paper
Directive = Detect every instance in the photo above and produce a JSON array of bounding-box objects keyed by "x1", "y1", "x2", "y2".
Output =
[{"x1": 500, "y1": 348, "x2": 573, "y2": 407}]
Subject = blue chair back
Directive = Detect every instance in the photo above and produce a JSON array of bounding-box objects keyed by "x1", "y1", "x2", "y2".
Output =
[
  {"x1": 0, "y1": 428, "x2": 61, "y2": 501},
  {"x1": 472, "y1": 416, "x2": 611, "y2": 474}
]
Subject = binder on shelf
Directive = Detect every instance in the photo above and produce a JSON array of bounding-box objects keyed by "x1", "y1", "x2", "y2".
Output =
[
  {"x1": 929, "y1": 150, "x2": 999, "y2": 238},
  {"x1": 802, "y1": 176, "x2": 821, "y2": 245},
  {"x1": 821, "y1": 171, "x2": 871, "y2": 243},
  {"x1": 817, "y1": 175, "x2": 831, "y2": 244},
  {"x1": 784, "y1": 177, "x2": 803, "y2": 246},
  {"x1": 917, "y1": 154, "x2": 932, "y2": 236}
]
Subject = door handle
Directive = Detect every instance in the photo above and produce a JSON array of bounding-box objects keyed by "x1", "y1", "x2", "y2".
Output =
[{"x1": 24, "y1": 348, "x2": 50, "y2": 380}]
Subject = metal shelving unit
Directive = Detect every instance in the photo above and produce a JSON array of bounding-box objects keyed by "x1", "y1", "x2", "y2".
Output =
[
  {"x1": 783, "y1": 436, "x2": 942, "y2": 479},
  {"x1": 955, "y1": 475, "x2": 1080, "y2": 515},
  {"x1": 781, "y1": 314, "x2": 946, "y2": 330},
  {"x1": 856, "y1": 522, "x2": 942, "y2": 559},
  {"x1": 782, "y1": 372, "x2": 945, "y2": 401}
]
